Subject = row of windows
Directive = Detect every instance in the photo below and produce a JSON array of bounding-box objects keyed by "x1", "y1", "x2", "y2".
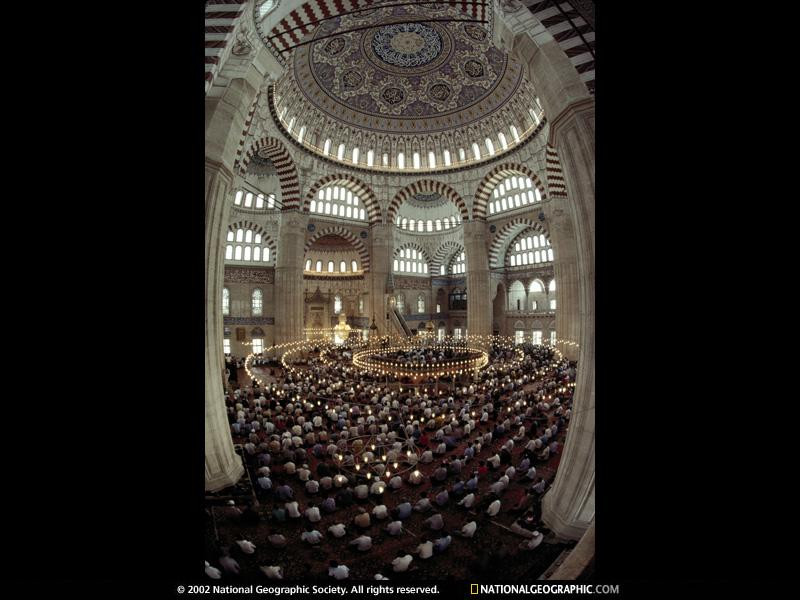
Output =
[
  {"x1": 394, "y1": 247, "x2": 428, "y2": 275},
  {"x1": 304, "y1": 259, "x2": 360, "y2": 273},
  {"x1": 282, "y1": 105, "x2": 541, "y2": 169},
  {"x1": 514, "y1": 330, "x2": 557, "y2": 345},
  {"x1": 529, "y1": 280, "x2": 556, "y2": 293},
  {"x1": 510, "y1": 248, "x2": 553, "y2": 266},
  {"x1": 395, "y1": 294, "x2": 427, "y2": 313},
  {"x1": 234, "y1": 190, "x2": 276, "y2": 209},
  {"x1": 225, "y1": 229, "x2": 272, "y2": 263},
  {"x1": 489, "y1": 176, "x2": 542, "y2": 216},
  {"x1": 311, "y1": 186, "x2": 366, "y2": 222},
  {"x1": 395, "y1": 215, "x2": 461, "y2": 232}
]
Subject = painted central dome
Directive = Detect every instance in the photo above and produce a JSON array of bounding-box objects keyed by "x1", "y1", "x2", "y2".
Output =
[{"x1": 272, "y1": 2, "x2": 544, "y2": 171}]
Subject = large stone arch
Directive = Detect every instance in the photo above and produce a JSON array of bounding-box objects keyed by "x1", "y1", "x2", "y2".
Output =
[
  {"x1": 238, "y1": 136, "x2": 301, "y2": 211},
  {"x1": 304, "y1": 226, "x2": 370, "y2": 273},
  {"x1": 387, "y1": 180, "x2": 469, "y2": 224},
  {"x1": 473, "y1": 162, "x2": 546, "y2": 220},
  {"x1": 303, "y1": 174, "x2": 382, "y2": 225},
  {"x1": 489, "y1": 217, "x2": 552, "y2": 269}
]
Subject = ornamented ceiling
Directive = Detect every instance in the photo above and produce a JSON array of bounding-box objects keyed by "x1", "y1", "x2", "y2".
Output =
[{"x1": 272, "y1": 2, "x2": 543, "y2": 171}]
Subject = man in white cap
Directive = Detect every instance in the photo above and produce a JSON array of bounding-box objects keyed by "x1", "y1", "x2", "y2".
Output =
[
  {"x1": 486, "y1": 499, "x2": 501, "y2": 517},
  {"x1": 260, "y1": 565, "x2": 283, "y2": 579},
  {"x1": 460, "y1": 521, "x2": 477, "y2": 538}
]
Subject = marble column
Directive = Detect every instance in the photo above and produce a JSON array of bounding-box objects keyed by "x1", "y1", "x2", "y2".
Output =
[
  {"x1": 541, "y1": 99, "x2": 596, "y2": 541},
  {"x1": 544, "y1": 195, "x2": 581, "y2": 360},
  {"x1": 274, "y1": 211, "x2": 308, "y2": 345},
  {"x1": 463, "y1": 220, "x2": 491, "y2": 339},
  {"x1": 204, "y1": 76, "x2": 259, "y2": 491},
  {"x1": 369, "y1": 223, "x2": 393, "y2": 335}
]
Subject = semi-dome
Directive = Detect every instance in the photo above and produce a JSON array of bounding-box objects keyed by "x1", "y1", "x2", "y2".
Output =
[{"x1": 272, "y1": 1, "x2": 544, "y2": 172}]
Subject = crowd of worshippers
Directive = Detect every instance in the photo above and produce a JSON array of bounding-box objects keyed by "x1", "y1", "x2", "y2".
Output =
[
  {"x1": 372, "y1": 346, "x2": 474, "y2": 365},
  {"x1": 207, "y1": 344, "x2": 575, "y2": 580}
]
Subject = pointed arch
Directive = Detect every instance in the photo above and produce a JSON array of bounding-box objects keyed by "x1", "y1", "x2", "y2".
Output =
[
  {"x1": 387, "y1": 180, "x2": 468, "y2": 224},
  {"x1": 431, "y1": 240, "x2": 465, "y2": 276},
  {"x1": 303, "y1": 174, "x2": 381, "y2": 225},
  {"x1": 472, "y1": 162, "x2": 546, "y2": 220},
  {"x1": 304, "y1": 226, "x2": 370, "y2": 273},
  {"x1": 226, "y1": 221, "x2": 277, "y2": 257},
  {"x1": 238, "y1": 137, "x2": 301, "y2": 211},
  {"x1": 489, "y1": 217, "x2": 552, "y2": 269}
]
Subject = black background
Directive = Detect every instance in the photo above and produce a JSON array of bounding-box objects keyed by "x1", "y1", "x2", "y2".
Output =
[{"x1": 2, "y1": 1, "x2": 795, "y2": 591}]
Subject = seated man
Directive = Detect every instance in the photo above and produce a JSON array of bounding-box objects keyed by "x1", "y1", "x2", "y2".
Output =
[
  {"x1": 372, "y1": 504, "x2": 389, "y2": 520},
  {"x1": 392, "y1": 550, "x2": 414, "y2": 573},
  {"x1": 486, "y1": 499, "x2": 501, "y2": 517},
  {"x1": 321, "y1": 496, "x2": 336, "y2": 514},
  {"x1": 414, "y1": 492, "x2": 432, "y2": 513},
  {"x1": 259, "y1": 565, "x2": 283, "y2": 579},
  {"x1": 328, "y1": 523, "x2": 347, "y2": 538},
  {"x1": 349, "y1": 534, "x2": 373, "y2": 551},
  {"x1": 433, "y1": 533, "x2": 452, "y2": 554},
  {"x1": 305, "y1": 502, "x2": 321, "y2": 523},
  {"x1": 393, "y1": 500, "x2": 413, "y2": 521},
  {"x1": 353, "y1": 508, "x2": 371, "y2": 529},
  {"x1": 460, "y1": 521, "x2": 477, "y2": 538},
  {"x1": 414, "y1": 539, "x2": 434, "y2": 560},
  {"x1": 267, "y1": 533, "x2": 287, "y2": 548},
  {"x1": 328, "y1": 560, "x2": 350, "y2": 580},
  {"x1": 457, "y1": 492, "x2": 476, "y2": 509},
  {"x1": 301, "y1": 525, "x2": 323, "y2": 545},
  {"x1": 424, "y1": 512, "x2": 444, "y2": 531},
  {"x1": 518, "y1": 530, "x2": 544, "y2": 551},
  {"x1": 435, "y1": 488, "x2": 449, "y2": 507},
  {"x1": 385, "y1": 520, "x2": 404, "y2": 536}
]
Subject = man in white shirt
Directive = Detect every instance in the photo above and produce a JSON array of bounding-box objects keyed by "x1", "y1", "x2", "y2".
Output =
[
  {"x1": 385, "y1": 520, "x2": 404, "y2": 536},
  {"x1": 458, "y1": 492, "x2": 476, "y2": 509},
  {"x1": 414, "y1": 492, "x2": 432, "y2": 512},
  {"x1": 328, "y1": 561, "x2": 350, "y2": 580},
  {"x1": 460, "y1": 521, "x2": 477, "y2": 538},
  {"x1": 328, "y1": 523, "x2": 347, "y2": 538},
  {"x1": 486, "y1": 499, "x2": 501, "y2": 517},
  {"x1": 306, "y1": 479, "x2": 320, "y2": 494},
  {"x1": 286, "y1": 501, "x2": 301, "y2": 519},
  {"x1": 235, "y1": 539, "x2": 256, "y2": 554},
  {"x1": 260, "y1": 565, "x2": 283, "y2": 579},
  {"x1": 301, "y1": 526, "x2": 323, "y2": 545},
  {"x1": 372, "y1": 504, "x2": 389, "y2": 520},
  {"x1": 415, "y1": 539, "x2": 434, "y2": 559},
  {"x1": 354, "y1": 483, "x2": 369, "y2": 499},
  {"x1": 349, "y1": 535, "x2": 373, "y2": 551},
  {"x1": 389, "y1": 475, "x2": 403, "y2": 489},
  {"x1": 392, "y1": 551, "x2": 413, "y2": 572},
  {"x1": 205, "y1": 561, "x2": 221, "y2": 579},
  {"x1": 305, "y1": 503, "x2": 321, "y2": 523}
]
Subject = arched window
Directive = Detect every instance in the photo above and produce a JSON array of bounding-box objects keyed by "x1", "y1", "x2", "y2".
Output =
[
  {"x1": 458, "y1": 147, "x2": 466, "y2": 161},
  {"x1": 340, "y1": 260, "x2": 347, "y2": 273},
  {"x1": 417, "y1": 294, "x2": 425, "y2": 313},
  {"x1": 314, "y1": 184, "x2": 366, "y2": 222},
  {"x1": 529, "y1": 281, "x2": 544, "y2": 293},
  {"x1": 393, "y1": 246, "x2": 428, "y2": 276},
  {"x1": 549, "y1": 299, "x2": 557, "y2": 310},
  {"x1": 337, "y1": 143, "x2": 345, "y2": 160},
  {"x1": 510, "y1": 125, "x2": 520, "y2": 143},
  {"x1": 428, "y1": 151, "x2": 436, "y2": 168},
  {"x1": 334, "y1": 295, "x2": 342, "y2": 314},
  {"x1": 490, "y1": 176, "x2": 542, "y2": 216},
  {"x1": 472, "y1": 143, "x2": 481, "y2": 160},
  {"x1": 351, "y1": 260, "x2": 358, "y2": 272},
  {"x1": 485, "y1": 138, "x2": 495, "y2": 155},
  {"x1": 316, "y1": 260, "x2": 322, "y2": 272},
  {"x1": 443, "y1": 149, "x2": 451, "y2": 166},
  {"x1": 222, "y1": 287, "x2": 230, "y2": 316},
  {"x1": 297, "y1": 126, "x2": 306, "y2": 143},
  {"x1": 352, "y1": 147, "x2": 360, "y2": 164},
  {"x1": 413, "y1": 152, "x2": 420, "y2": 169},
  {"x1": 449, "y1": 252, "x2": 466, "y2": 275},
  {"x1": 498, "y1": 132, "x2": 507, "y2": 150},
  {"x1": 328, "y1": 261, "x2": 334, "y2": 273},
  {"x1": 397, "y1": 152, "x2": 405, "y2": 169},
  {"x1": 305, "y1": 259, "x2": 312, "y2": 271},
  {"x1": 367, "y1": 150, "x2": 374, "y2": 166},
  {"x1": 323, "y1": 139, "x2": 331, "y2": 155},
  {"x1": 225, "y1": 228, "x2": 272, "y2": 263},
  {"x1": 549, "y1": 279, "x2": 556, "y2": 292},
  {"x1": 251, "y1": 289, "x2": 263, "y2": 316},
  {"x1": 396, "y1": 294, "x2": 405, "y2": 312}
]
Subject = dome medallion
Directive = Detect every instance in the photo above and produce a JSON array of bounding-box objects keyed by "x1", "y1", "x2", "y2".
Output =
[{"x1": 370, "y1": 23, "x2": 443, "y2": 69}]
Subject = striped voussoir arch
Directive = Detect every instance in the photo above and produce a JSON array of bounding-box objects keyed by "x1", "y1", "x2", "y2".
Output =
[
  {"x1": 431, "y1": 240, "x2": 465, "y2": 275},
  {"x1": 304, "y1": 226, "x2": 370, "y2": 273},
  {"x1": 232, "y1": 90, "x2": 262, "y2": 172},
  {"x1": 387, "y1": 180, "x2": 468, "y2": 224},
  {"x1": 267, "y1": 0, "x2": 485, "y2": 55},
  {"x1": 489, "y1": 218, "x2": 552, "y2": 269},
  {"x1": 545, "y1": 144, "x2": 568, "y2": 199},
  {"x1": 227, "y1": 221, "x2": 277, "y2": 254},
  {"x1": 205, "y1": 1, "x2": 247, "y2": 94},
  {"x1": 303, "y1": 174, "x2": 381, "y2": 225},
  {"x1": 239, "y1": 137, "x2": 301, "y2": 211},
  {"x1": 524, "y1": 0, "x2": 595, "y2": 95},
  {"x1": 472, "y1": 162, "x2": 546, "y2": 220},
  {"x1": 394, "y1": 242, "x2": 431, "y2": 265}
]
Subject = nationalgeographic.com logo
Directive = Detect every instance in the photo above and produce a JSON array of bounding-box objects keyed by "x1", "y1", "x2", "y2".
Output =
[{"x1": 470, "y1": 584, "x2": 620, "y2": 595}]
